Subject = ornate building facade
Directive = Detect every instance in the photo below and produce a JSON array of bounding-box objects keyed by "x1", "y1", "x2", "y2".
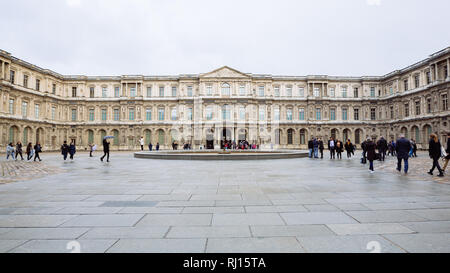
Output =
[{"x1": 1, "y1": 47, "x2": 449, "y2": 151}]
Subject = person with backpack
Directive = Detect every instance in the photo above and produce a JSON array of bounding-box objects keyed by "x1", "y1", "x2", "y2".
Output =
[
  {"x1": 33, "y1": 142, "x2": 42, "y2": 161},
  {"x1": 61, "y1": 141, "x2": 69, "y2": 160},
  {"x1": 318, "y1": 138, "x2": 324, "y2": 159},
  {"x1": 396, "y1": 134, "x2": 411, "y2": 174},
  {"x1": 68, "y1": 140, "x2": 76, "y2": 160},
  {"x1": 376, "y1": 136, "x2": 387, "y2": 161},
  {"x1": 428, "y1": 134, "x2": 444, "y2": 177}
]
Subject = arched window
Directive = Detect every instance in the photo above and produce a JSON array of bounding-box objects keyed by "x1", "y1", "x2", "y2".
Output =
[
  {"x1": 275, "y1": 129, "x2": 281, "y2": 145},
  {"x1": 300, "y1": 129, "x2": 306, "y2": 144},
  {"x1": 355, "y1": 129, "x2": 361, "y2": 144},
  {"x1": 158, "y1": 130, "x2": 165, "y2": 145},
  {"x1": 23, "y1": 127, "x2": 29, "y2": 144},
  {"x1": 88, "y1": 130, "x2": 94, "y2": 144},
  {"x1": 287, "y1": 129, "x2": 294, "y2": 145},
  {"x1": 144, "y1": 130, "x2": 151, "y2": 145},
  {"x1": 221, "y1": 83, "x2": 230, "y2": 96},
  {"x1": 414, "y1": 126, "x2": 420, "y2": 142},
  {"x1": 331, "y1": 129, "x2": 338, "y2": 140}
]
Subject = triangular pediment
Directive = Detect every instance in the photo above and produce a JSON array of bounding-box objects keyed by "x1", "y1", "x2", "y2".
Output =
[{"x1": 200, "y1": 66, "x2": 250, "y2": 79}]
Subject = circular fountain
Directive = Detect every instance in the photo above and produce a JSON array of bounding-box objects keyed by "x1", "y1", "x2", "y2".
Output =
[{"x1": 134, "y1": 150, "x2": 308, "y2": 160}]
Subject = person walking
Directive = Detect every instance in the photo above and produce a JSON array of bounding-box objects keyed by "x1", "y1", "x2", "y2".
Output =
[
  {"x1": 156, "y1": 142, "x2": 160, "y2": 151},
  {"x1": 61, "y1": 141, "x2": 69, "y2": 160},
  {"x1": 328, "y1": 137, "x2": 336, "y2": 159},
  {"x1": 68, "y1": 140, "x2": 76, "y2": 160},
  {"x1": 33, "y1": 142, "x2": 42, "y2": 161},
  {"x1": 139, "y1": 137, "x2": 144, "y2": 151},
  {"x1": 428, "y1": 134, "x2": 444, "y2": 177},
  {"x1": 376, "y1": 137, "x2": 387, "y2": 161},
  {"x1": 148, "y1": 142, "x2": 153, "y2": 151},
  {"x1": 442, "y1": 133, "x2": 450, "y2": 172},
  {"x1": 88, "y1": 143, "x2": 95, "y2": 157},
  {"x1": 412, "y1": 139, "x2": 418, "y2": 157},
  {"x1": 318, "y1": 138, "x2": 324, "y2": 159},
  {"x1": 26, "y1": 142, "x2": 33, "y2": 161},
  {"x1": 361, "y1": 139, "x2": 368, "y2": 161},
  {"x1": 395, "y1": 134, "x2": 411, "y2": 174},
  {"x1": 313, "y1": 138, "x2": 319, "y2": 158},
  {"x1": 344, "y1": 139, "x2": 353, "y2": 158},
  {"x1": 15, "y1": 141, "x2": 24, "y2": 160},
  {"x1": 366, "y1": 138, "x2": 377, "y2": 173},
  {"x1": 308, "y1": 137, "x2": 314, "y2": 158},
  {"x1": 6, "y1": 143, "x2": 15, "y2": 160},
  {"x1": 100, "y1": 138, "x2": 110, "y2": 162},
  {"x1": 336, "y1": 140, "x2": 343, "y2": 159}
]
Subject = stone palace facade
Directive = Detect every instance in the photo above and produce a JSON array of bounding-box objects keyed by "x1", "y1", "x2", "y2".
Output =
[{"x1": 0, "y1": 47, "x2": 449, "y2": 151}]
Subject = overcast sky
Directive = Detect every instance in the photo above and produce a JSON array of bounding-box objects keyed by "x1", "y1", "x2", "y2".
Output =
[{"x1": 1, "y1": 0, "x2": 449, "y2": 77}]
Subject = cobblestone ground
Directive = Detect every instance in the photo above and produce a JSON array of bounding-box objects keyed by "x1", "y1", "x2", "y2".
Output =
[
  {"x1": 0, "y1": 150, "x2": 449, "y2": 253},
  {"x1": 0, "y1": 158, "x2": 64, "y2": 184}
]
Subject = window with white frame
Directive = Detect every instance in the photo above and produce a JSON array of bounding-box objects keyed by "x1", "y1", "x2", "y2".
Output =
[
  {"x1": 342, "y1": 108, "x2": 348, "y2": 120},
  {"x1": 146, "y1": 108, "x2": 152, "y2": 120},
  {"x1": 187, "y1": 86, "x2": 193, "y2": 96},
  {"x1": 299, "y1": 108, "x2": 305, "y2": 120},
  {"x1": 370, "y1": 87, "x2": 375, "y2": 97},
  {"x1": 274, "y1": 86, "x2": 280, "y2": 97},
  {"x1": 341, "y1": 87, "x2": 347, "y2": 98},
  {"x1": 316, "y1": 108, "x2": 321, "y2": 120},
  {"x1": 313, "y1": 87, "x2": 320, "y2": 97},
  {"x1": 239, "y1": 106, "x2": 245, "y2": 120},
  {"x1": 130, "y1": 87, "x2": 136, "y2": 97},
  {"x1": 286, "y1": 86, "x2": 292, "y2": 97},
  {"x1": 330, "y1": 108, "x2": 336, "y2": 120},
  {"x1": 187, "y1": 108, "x2": 193, "y2": 120},
  {"x1": 298, "y1": 87, "x2": 304, "y2": 97},
  {"x1": 258, "y1": 86, "x2": 265, "y2": 97},
  {"x1": 51, "y1": 106, "x2": 56, "y2": 120},
  {"x1": 102, "y1": 87, "x2": 108, "y2": 98},
  {"x1": 206, "y1": 84, "x2": 212, "y2": 96},
  {"x1": 159, "y1": 86, "x2": 164, "y2": 97},
  {"x1": 206, "y1": 106, "x2": 213, "y2": 120},
  {"x1": 158, "y1": 108, "x2": 165, "y2": 120},
  {"x1": 35, "y1": 104, "x2": 39, "y2": 119},
  {"x1": 114, "y1": 109, "x2": 120, "y2": 121},
  {"x1": 286, "y1": 108, "x2": 293, "y2": 120},
  {"x1": 222, "y1": 105, "x2": 231, "y2": 120},
  {"x1": 259, "y1": 107, "x2": 265, "y2": 121},
  {"x1": 101, "y1": 109, "x2": 107, "y2": 121},
  {"x1": 171, "y1": 108, "x2": 177, "y2": 120},
  {"x1": 146, "y1": 87, "x2": 151, "y2": 97},
  {"x1": 115, "y1": 86, "x2": 120, "y2": 97},
  {"x1": 329, "y1": 87, "x2": 335, "y2": 97},
  {"x1": 22, "y1": 102, "x2": 28, "y2": 117},
  {"x1": 274, "y1": 107, "x2": 280, "y2": 120},
  {"x1": 221, "y1": 83, "x2": 230, "y2": 96},
  {"x1": 9, "y1": 99, "x2": 14, "y2": 114},
  {"x1": 89, "y1": 109, "x2": 94, "y2": 121},
  {"x1": 239, "y1": 84, "x2": 246, "y2": 96},
  {"x1": 129, "y1": 108, "x2": 135, "y2": 120},
  {"x1": 172, "y1": 86, "x2": 177, "y2": 97},
  {"x1": 71, "y1": 108, "x2": 77, "y2": 121}
]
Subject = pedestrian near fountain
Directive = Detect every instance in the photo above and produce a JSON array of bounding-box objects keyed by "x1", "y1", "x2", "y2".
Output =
[
  {"x1": 395, "y1": 134, "x2": 411, "y2": 174},
  {"x1": 100, "y1": 138, "x2": 110, "y2": 162},
  {"x1": 366, "y1": 138, "x2": 377, "y2": 173},
  {"x1": 427, "y1": 134, "x2": 444, "y2": 177},
  {"x1": 442, "y1": 133, "x2": 450, "y2": 172},
  {"x1": 33, "y1": 142, "x2": 42, "y2": 161},
  {"x1": 15, "y1": 141, "x2": 24, "y2": 160},
  {"x1": 69, "y1": 140, "x2": 76, "y2": 160},
  {"x1": 61, "y1": 141, "x2": 69, "y2": 160}
]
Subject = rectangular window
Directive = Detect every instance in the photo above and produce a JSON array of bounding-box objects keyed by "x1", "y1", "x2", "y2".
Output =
[
  {"x1": 415, "y1": 101, "x2": 421, "y2": 115},
  {"x1": 313, "y1": 88, "x2": 320, "y2": 97},
  {"x1": 330, "y1": 108, "x2": 336, "y2": 120},
  {"x1": 206, "y1": 85, "x2": 213, "y2": 96},
  {"x1": 90, "y1": 87, "x2": 95, "y2": 98},
  {"x1": 206, "y1": 106, "x2": 213, "y2": 120},
  {"x1": 187, "y1": 86, "x2": 193, "y2": 97},
  {"x1": 341, "y1": 87, "x2": 347, "y2": 98},
  {"x1": 354, "y1": 87, "x2": 359, "y2": 98},
  {"x1": 239, "y1": 85, "x2": 245, "y2": 96},
  {"x1": 442, "y1": 94, "x2": 448, "y2": 110},
  {"x1": 89, "y1": 109, "x2": 94, "y2": 121},
  {"x1": 51, "y1": 107, "x2": 56, "y2": 120},
  {"x1": 299, "y1": 108, "x2": 305, "y2": 120},
  {"x1": 258, "y1": 86, "x2": 265, "y2": 97},
  {"x1": 113, "y1": 109, "x2": 120, "y2": 121},
  {"x1": 159, "y1": 86, "x2": 164, "y2": 97},
  {"x1": 286, "y1": 86, "x2": 292, "y2": 97},
  {"x1": 36, "y1": 79, "x2": 40, "y2": 91},
  {"x1": 404, "y1": 103, "x2": 409, "y2": 117},
  {"x1": 274, "y1": 108, "x2": 280, "y2": 120},
  {"x1": 427, "y1": 98, "x2": 432, "y2": 113},
  {"x1": 239, "y1": 106, "x2": 245, "y2": 120},
  {"x1": 414, "y1": 75, "x2": 420, "y2": 88},
  {"x1": 354, "y1": 108, "x2": 359, "y2": 120},
  {"x1": 158, "y1": 108, "x2": 165, "y2": 120},
  {"x1": 187, "y1": 108, "x2": 193, "y2": 120},
  {"x1": 101, "y1": 109, "x2": 107, "y2": 121},
  {"x1": 146, "y1": 87, "x2": 151, "y2": 97},
  {"x1": 71, "y1": 109, "x2": 77, "y2": 121},
  {"x1": 35, "y1": 104, "x2": 39, "y2": 119},
  {"x1": 146, "y1": 108, "x2": 152, "y2": 120},
  {"x1": 102, "y1": 87, "x2": 107, "y2": 98},
  {"x1": 315, "y1": 108, "x2": 321, "y2": 120},
  {"x1": 129, "y1": 108, "x2": 135, "y2": 120},
  {"x1": 370, "y1": 87, "x2": 375, "y2": 97},
  {"x1": 72, "y1": 87, "x2": 77, "y2": 97},
  {"x1": 259, "y1": 107, "x2": 265, "y2": 121},
  {"x1": 10, "y1": 70, "x2": 15, "y2": 84},
  {"x1": 130, "y1": 87, "x2": 136, "y2": 97},
  {"x1": 286, "y1": 108, "x2": 293, "y2": 121},
  {"x1": 115, "y1": 87, "x2": 120, "y2": 97},
  {"x1": 22, "y1": 102, "x2": 28, "y2": 117},
  {"x1": 274, "y1": 86, "x2": 280, "y2": 97},
  {"x1": 23, "y1": 75, "x2": 28, "y2": 87},
  {"x1": 329, "y1": 88, "x2": 335, "y2": 97},
  {"x1": 404, "y1": 80, "x2": 408, "y2": 91},
  {"x1": 370, "y1": 108, "x2": 376, "y2": 120},
  {"x1": 9, "y1": 99, "x2": 14, "y2": 114},
  {"x1": 298, "y1": 87, "x2": 304, "y2": 97},
  {"x1": 390, "y1": 106, "x2": 394, "y2": 119},
  {"x1": 52, "y1": 84, "x2": 56, "y2": 94},
  {"x1": 342, "y1": 108, "x2": 348, "y2": 120},
  {"x1": 172, "y1": 86, "x2": 177, "y2": 97},
  {"x1": 171, "y1": 108, "x2": 177, "y2": 120},
  {"x1": 426, "y1": 72, "x2": 431, "y2": 84},
  {"x1": 389, "y1": 86, "x2": 393, "y2": 95}
]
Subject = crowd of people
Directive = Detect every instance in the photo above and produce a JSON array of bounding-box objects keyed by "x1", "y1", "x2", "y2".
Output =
[
  {"x1": 5, "y1": 141, "x2": 42, "y2": 161},
  {"x1": 308, "y1": 133, "x2": 450, "y2": 177}
]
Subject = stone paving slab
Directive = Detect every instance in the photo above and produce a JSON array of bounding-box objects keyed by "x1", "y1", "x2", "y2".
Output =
[
  {"x1": 0, "y1": 227, "x2": 89, "y2": 240},
  {"x1": 80, "y1": 227, "x2": 169, "y2": 239},
  {"x1": 212, "y1": 213, "x2": 285, "y2": 226},
  {"x1": 136, "y1": 214, "x2": 212, "y2": 226},
  {"x1": 326, "y1": 223, "x2": 415, "y2": 235},
  {"x1": 406, "y1": 209, "x2": 450, "y2": 221},
  {"x1": 346, "y1": 210, "x2": 429, "y2": 223},
  {"x1": 250, "y1": 225, "x2": 335, "y2": 237},
  {"x1": 0, "y1": 240, "x2": 27, "y2": 252},
  {"x1": 0, "y1": 215, "x2": 76, "y2": 228},
  {"x1": 280, "y1": 212, "x2": 358, "y2": 225},
  {"x1": 182, "y1": 206, "x2": 245, "y2": 214},
  {"x1": 61, "y1": 214, "x2": 144, "y2": 227},
  {"x1": 362, "y1": 202, "x2": 429, "y2": 210},
  {"x1": 118, "y1": 207, "x2": 183, "y2": 214},
  {"x1": 53, "y1": 207, "x2": 123, "y2": 214},
  {"x1": 8, "y1": 239, "x2": 117, "y2": 253},
  {"x1": 206, "y1": 237, "x2": 305, "y2": 253},
  {"x1": 167, "y1": 226, "x2": 251, "y2": 238},
  {"x1": 244, "y1": 205, "x2": 308, "y2": 213},
  {"x1": 383, "y1": 233, "x2": 450, "y2": 253},
  {"x1": 400, "y1": 221, "x2": 450, "y2": 233},
  {"x1": 107, "y1": 239, "x2": 206, "y2": 253},
  {"x1": 297, "y1": 235, "x2": 406, "y2": 253}
]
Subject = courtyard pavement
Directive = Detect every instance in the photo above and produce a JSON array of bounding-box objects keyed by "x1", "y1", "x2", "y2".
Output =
[{"x1": 0, "y1": 151, "x2": 449, "y2": 253}]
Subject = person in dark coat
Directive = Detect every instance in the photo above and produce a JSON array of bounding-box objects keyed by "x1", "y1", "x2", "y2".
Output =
[
  {"x1": 69, "y1": 140, "x2": 76, "y2": 160},
  {"x1": 376, "y1": 137, "x2": 387, "y2": 161},
  {"x1": 100, "y1": 138, "x2": 110, "y2": 162},
  {"x1": 365, "y1": 138, "x2": 377, "y2": 173},
  {"x1": 335, "y1": 140, "x2": 343, "y2": 159},
  {"x1": 313, "y1": 138, "x2": 319, "y2": 158},
  {"x1": 34, "y1": 142, "x2": 42, "y2": 161},
  {"x1": 412, "y1": 140, "x2": 418, "y2": 157},
  {"x1": 15, "y1": 141, "x2": 24, "y2": 160},
  {"x1": 395, "y1": 134, "x2": 411, "y2": 174},
  {"x1": 361, "y1": 139, "x2": 368, "y2": 161},
  {"x1": 61, "y1": 141, "x2": 69, "y2": 160},
  {"x1": 344, "y1": 139, "x2": 353, "y2": 158},
  {"x1": 148, "y1": 142, "x2": 153, "y2": 151},
  {"x1": 308, "y1": 138, "x2": 314, "y2": 158},
  {"x1": 428, "y1": 134, "x2": 444, "y2": 177},
  {"x1": 156, "y1": 142, "x2": 160, "y2": 151},
  {"x1": 328, "y1": 137, "x2": 336, "y2": 159},
  {"x1": 442, "y1": 133, "x2": 450, "y2": 172},
  {"x1": 26, "y1": 142, "x2": 33, "y2": 160},
  {"x1": 318, "y1": 138, "x2": 324, "y2": 159}
]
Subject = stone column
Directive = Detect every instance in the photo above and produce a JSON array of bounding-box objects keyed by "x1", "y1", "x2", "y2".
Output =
[
  {"x1": 447, "y1": 58, "x2": 450, "y2": 79},
  {"x1": 0, "y1": 61, "x2": 4, "y2": 80},
  {"x1": 435, "y1": 63, "x2": 439, "y2": 82}
]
